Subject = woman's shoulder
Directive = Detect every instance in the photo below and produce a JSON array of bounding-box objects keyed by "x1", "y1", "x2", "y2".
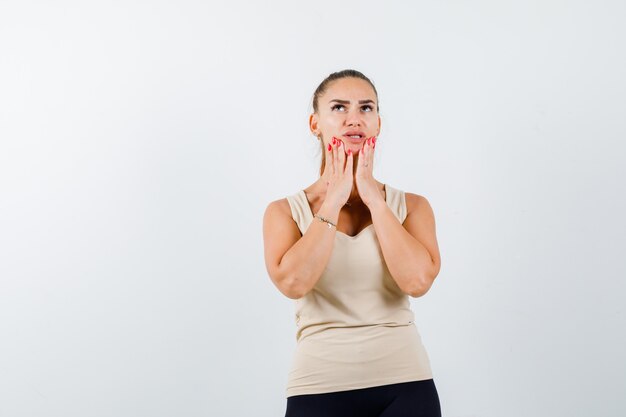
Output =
[
  {"x1": 264, "y1": 186, "x2": 310, "y2": 221},
  {"x1": 263, "y1": 190, "x2": 310, "y2": 239},
  {"x1": 264, "y1": 196, "x2": 292, "y2": 218},
  {"x1": 263, "y1": 197, "x2": 301, "y2": 240},
  {"x1": 402, "y1": 190, "x2": 435, "y2": 219},
  {"x1": 384, "y1": 183, "x2": 432, "y2": 215}
]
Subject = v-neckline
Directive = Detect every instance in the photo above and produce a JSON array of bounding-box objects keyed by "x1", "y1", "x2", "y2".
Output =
[{"x1": 300, "y1": 184, "x2": 388, "y2": 239}]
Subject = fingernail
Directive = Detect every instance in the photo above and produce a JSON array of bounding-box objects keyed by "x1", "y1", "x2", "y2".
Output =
[
  {"x1": 332, "y1": 137, "x2": 336, "y2": 145},
  {"x1": 328, "y1": 143, "x2": 332, "y2": 151},
  {"x1": 348, "y1": 149, "x2": 352, "y2": 155}
]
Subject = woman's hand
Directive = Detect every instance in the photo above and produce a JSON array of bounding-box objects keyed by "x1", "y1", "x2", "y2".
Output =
[
  {"x1": 321, "y1": 137, "x2": 354, "y2": 208},
  {"x1": 355, "y1": 137, "x2": 385, "y2": 207}
]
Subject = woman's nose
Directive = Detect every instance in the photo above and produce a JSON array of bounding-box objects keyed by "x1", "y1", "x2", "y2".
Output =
[{"x1": 345, "y1": 111, "x2": 363, "y2": 126}]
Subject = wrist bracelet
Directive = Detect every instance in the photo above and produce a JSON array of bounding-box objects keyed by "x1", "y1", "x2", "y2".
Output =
[{"x1": 314, "y1": 213, "x2": 337, "y2": 229}]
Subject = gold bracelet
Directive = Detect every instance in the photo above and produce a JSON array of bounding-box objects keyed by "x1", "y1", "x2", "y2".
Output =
[{"x1": 313, "y1": 213, "x2": 336, "y2": 229}]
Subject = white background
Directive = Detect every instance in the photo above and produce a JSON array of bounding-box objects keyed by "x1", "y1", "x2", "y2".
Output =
[{"x1": 1, "y1": 1, "x2": 625, "y2": 416}]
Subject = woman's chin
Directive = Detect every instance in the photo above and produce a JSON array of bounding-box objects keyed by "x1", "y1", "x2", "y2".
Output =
[{"x1": 343, "y1": 142, "x2": 364, "y2": 152}]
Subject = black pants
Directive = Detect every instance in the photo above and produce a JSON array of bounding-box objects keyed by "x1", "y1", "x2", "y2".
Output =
[{"x1": 284, "y1": 379, "x2": 441, "y2": 417}]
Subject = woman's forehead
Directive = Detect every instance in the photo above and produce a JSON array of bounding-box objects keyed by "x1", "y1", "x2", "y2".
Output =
[{"x1": 325, "y1": 78, "x2": 376, "y2": 100}]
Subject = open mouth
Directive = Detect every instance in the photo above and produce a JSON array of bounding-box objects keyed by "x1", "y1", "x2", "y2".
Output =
[
  {"x1": 343, "y1": 132, "x2": 366, "y2": 143},
  {"x1": 344, "y1": 137, "x2": 363, "y2": 144}
]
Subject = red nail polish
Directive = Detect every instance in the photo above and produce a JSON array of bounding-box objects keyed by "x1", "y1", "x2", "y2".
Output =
[
  {"x1": 348, "y1": 149, "x2": 352, "y2": 155},
  {"x1": 332, "y1": 137, "x2": 336, "y2": 145},
  {"x1": 328, "y1": 143, "x2": 332, "y2": 151}
]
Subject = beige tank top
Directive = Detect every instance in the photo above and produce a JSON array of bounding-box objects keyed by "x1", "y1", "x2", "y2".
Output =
[{"x1": 284, "y1": 183, "x2": 434, "y2": 398}]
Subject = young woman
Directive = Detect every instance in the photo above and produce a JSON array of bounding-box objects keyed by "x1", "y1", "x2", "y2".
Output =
[{"x1": 263, "y1": 69, "x2": 442, "y2": 417}]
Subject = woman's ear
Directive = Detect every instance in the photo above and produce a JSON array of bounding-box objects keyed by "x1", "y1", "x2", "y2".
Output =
[{"x1": 309, "y1": 113, "x2": 319, "y2": 136}]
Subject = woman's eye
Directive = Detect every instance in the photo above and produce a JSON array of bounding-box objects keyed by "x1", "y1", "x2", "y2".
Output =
[{"x1": 331, "y1": 104, "x2": 374, "y2": 112}]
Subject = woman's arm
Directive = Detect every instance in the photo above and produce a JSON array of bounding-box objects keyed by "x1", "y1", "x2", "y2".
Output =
[
  {"x1": 369, "y1": 192, "x2": 441, "y2": 297},
  {"x1": 263, "y1": 197, "x2": 342, "y2": 299}
]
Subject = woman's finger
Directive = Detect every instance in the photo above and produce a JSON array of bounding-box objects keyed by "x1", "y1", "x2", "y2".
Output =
[
  {"x1": 367, "y1": 137, "x2": 374, "y2": 170},
  {"x1": 332, "y1": 137, "x2": 339, "y2": 177},
  {"x1": 345, "y1": 148, "x2": 353, "y2": 175},
  {"x1": 358, "y1": 140, "x2": 366, "y2": 172},
  {"x1": 360, "y1": 137, "x2": 369, "y2": 172},
  {"x1": 337, "y1": 139, "x2": 345, "y2": 173},
  {"x1": 325, "y1": 140, "x2": 333, "y2": 176}
]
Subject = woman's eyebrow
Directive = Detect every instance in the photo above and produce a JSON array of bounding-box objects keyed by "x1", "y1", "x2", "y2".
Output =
[{"x1": 329, "y1": 99, "x2": 375, "y2": 105}]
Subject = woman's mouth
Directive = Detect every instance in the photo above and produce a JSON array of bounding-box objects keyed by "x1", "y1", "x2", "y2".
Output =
[{"x1": 343, "y1": 134, "x2": 365, "y2": 144}]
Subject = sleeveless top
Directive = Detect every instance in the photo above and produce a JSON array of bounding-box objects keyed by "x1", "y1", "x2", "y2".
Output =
[{"x1": 284, "y1": 183, "x2": 434, "y2": 398}]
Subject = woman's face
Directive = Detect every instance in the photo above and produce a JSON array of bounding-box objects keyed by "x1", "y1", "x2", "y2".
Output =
[{"x1": 310, "y1": 77, "x2": 381, "y2": 153}]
